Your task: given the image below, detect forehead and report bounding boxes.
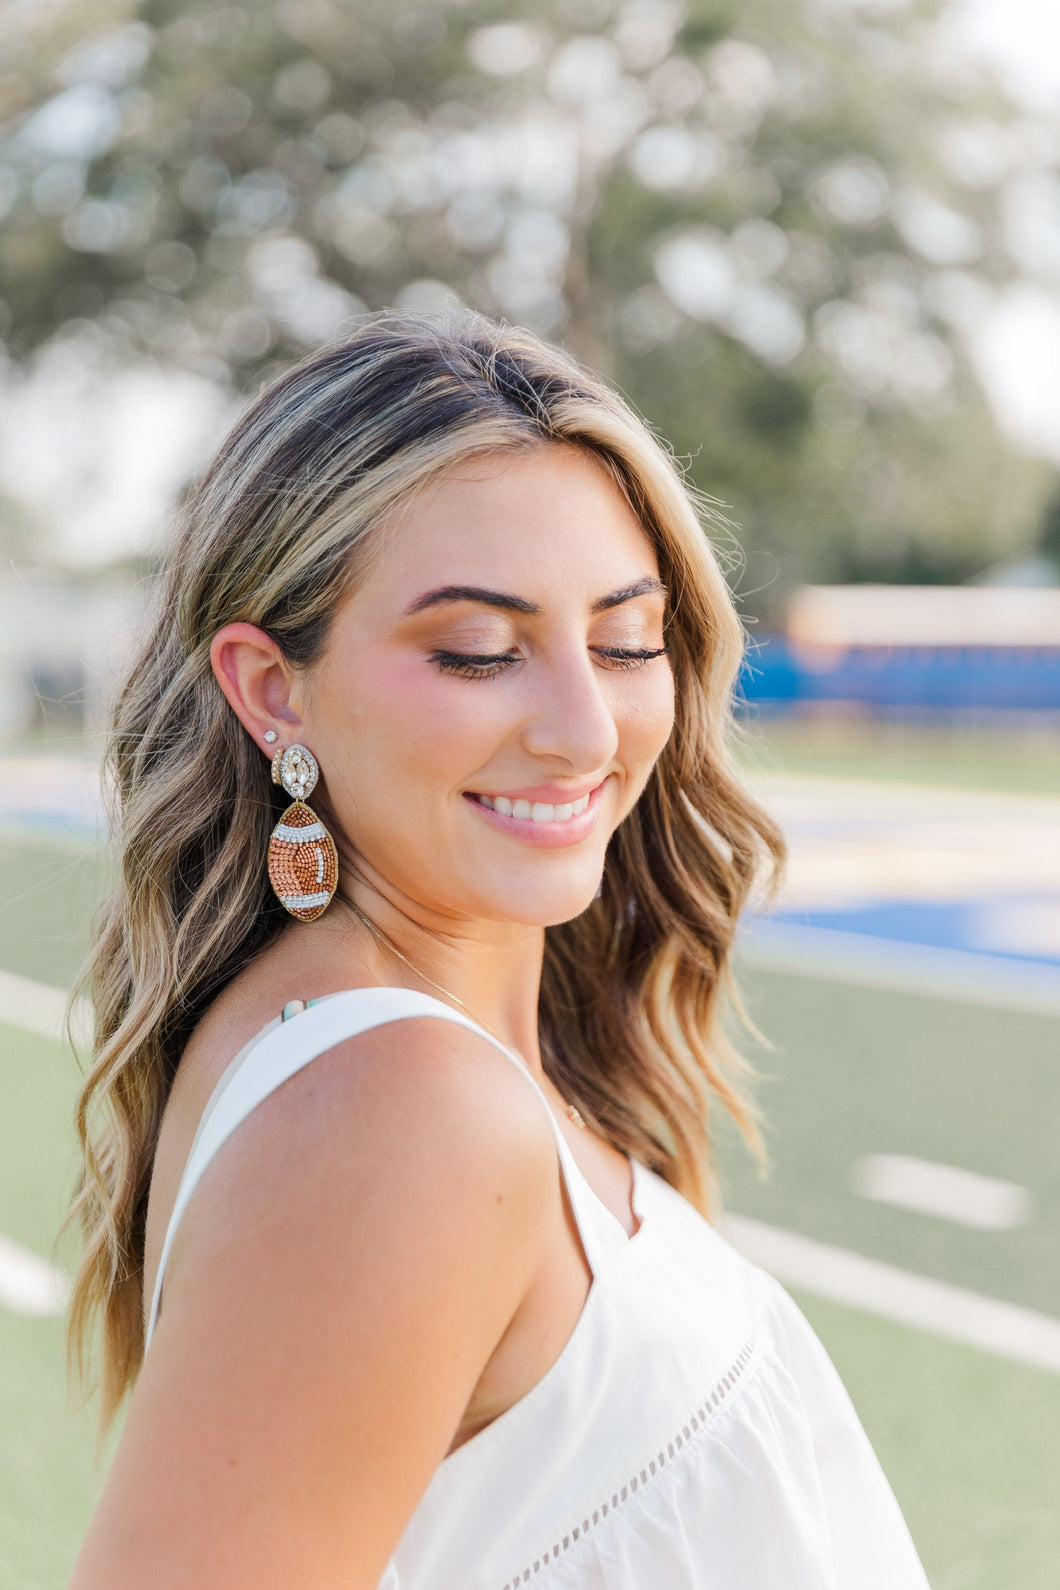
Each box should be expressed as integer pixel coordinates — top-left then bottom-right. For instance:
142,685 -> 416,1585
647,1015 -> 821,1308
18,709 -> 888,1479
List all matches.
366,445 -> 660,602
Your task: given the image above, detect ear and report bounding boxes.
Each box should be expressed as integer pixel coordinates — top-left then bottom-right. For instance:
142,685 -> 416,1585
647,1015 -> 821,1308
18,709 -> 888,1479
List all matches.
210,623 -> 303,754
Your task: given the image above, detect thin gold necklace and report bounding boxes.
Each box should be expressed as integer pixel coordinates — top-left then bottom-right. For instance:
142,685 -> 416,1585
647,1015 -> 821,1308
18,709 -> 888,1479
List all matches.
342,896 -> 587,1130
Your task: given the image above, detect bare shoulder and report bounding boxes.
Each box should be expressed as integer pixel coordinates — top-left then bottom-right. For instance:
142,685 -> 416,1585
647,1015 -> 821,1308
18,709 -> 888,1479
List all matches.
167,1009 -> 562,1316
241,1010 -> 556,1198
73,1015 -> 559,1589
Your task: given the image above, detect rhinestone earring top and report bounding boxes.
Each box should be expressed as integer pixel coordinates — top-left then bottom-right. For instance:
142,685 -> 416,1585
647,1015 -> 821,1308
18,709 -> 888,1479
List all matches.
267,744 -> 338,922
272,743 -> 319,800
263,729 -> 277,744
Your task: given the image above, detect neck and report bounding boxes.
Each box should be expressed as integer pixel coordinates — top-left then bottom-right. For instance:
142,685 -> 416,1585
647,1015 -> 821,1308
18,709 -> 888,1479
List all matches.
326,883 -> 548,1071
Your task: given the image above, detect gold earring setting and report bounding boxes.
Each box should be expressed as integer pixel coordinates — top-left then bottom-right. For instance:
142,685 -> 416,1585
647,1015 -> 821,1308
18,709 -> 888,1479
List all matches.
267,744 -> 338,921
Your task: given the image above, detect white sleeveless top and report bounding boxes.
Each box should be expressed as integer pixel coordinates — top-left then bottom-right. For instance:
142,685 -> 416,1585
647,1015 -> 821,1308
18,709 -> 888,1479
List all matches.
146,988 -> 930,1590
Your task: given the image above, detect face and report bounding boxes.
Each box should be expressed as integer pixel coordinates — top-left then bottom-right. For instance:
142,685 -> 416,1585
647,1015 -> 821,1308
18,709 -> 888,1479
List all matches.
298,444 -> 675,934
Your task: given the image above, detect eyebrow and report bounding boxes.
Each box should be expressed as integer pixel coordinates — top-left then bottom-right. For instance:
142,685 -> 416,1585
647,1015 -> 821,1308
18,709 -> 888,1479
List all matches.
592,577 -> 668,613
404,577 -> 667,618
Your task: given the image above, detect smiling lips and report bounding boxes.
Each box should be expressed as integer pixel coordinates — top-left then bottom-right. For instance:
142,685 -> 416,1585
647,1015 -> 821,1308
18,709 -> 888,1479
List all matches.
464,783 -> 603,844
472,792 -> 591,824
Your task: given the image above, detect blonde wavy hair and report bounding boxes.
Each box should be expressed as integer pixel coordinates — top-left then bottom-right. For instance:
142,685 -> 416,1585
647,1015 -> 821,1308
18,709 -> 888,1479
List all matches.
67,309 -> 785,1430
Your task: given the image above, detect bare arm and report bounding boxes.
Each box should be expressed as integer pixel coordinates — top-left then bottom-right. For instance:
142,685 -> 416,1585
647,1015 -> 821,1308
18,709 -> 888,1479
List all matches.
69,1019 -> 558,1590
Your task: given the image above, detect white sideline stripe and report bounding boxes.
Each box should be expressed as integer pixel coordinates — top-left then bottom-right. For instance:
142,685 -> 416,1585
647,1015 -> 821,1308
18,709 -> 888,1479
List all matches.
0,1233 -> 70,1317
0,820 -> 99,851
0,969 -> 71,1041
852,1153 -> 1032,1231
726,1214 -> 1060,1375
739,920 -> 1060,1016
0,970 -> 90,1046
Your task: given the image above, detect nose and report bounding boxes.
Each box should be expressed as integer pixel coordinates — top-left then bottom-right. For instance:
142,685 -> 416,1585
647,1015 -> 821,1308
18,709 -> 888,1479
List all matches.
519,647 -> 619,772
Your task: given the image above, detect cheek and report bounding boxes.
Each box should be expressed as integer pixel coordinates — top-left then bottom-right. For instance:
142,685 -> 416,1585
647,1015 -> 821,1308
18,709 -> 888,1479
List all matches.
315,656 -> 499,783
619,667 -> 676,762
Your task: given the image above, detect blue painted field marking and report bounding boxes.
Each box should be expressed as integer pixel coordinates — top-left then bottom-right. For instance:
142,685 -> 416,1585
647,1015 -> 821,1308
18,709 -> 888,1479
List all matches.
739,919 -> 1060,1015
766,897 -> 1060,971
739,771 -> 1060,1003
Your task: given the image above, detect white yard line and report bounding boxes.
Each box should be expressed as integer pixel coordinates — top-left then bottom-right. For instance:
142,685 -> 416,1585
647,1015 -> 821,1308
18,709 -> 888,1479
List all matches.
851,1154 -> 1032,1231
0,821 -> 98,853
739,920 -> 1060,1016
0,972 -> 80,1318
727,1214 -> 1060,1375
0,969 -> 72,1042
0,1233 -> 69,1317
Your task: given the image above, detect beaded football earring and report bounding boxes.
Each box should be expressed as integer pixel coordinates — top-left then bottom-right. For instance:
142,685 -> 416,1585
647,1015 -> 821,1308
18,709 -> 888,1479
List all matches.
267,743 -> 338,921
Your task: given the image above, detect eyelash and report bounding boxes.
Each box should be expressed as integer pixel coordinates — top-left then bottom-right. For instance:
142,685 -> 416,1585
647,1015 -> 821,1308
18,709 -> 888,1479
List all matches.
430,647 -> 668,680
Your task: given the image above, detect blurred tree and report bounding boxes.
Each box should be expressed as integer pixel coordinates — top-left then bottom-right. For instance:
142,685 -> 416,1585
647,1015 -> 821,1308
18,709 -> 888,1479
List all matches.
1035,481 -> 1060,572
0,0 -> 1054,604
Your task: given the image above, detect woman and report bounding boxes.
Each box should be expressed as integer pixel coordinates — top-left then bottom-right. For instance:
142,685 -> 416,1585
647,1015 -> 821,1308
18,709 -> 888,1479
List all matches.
67,311 -> 929,1588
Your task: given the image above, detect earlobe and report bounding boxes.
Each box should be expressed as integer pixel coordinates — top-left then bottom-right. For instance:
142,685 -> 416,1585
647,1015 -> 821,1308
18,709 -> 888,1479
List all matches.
209,622 -> 303,748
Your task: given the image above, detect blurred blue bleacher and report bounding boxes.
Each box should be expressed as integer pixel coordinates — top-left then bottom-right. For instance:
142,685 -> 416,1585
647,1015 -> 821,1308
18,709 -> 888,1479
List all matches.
740,584 -> 1060,714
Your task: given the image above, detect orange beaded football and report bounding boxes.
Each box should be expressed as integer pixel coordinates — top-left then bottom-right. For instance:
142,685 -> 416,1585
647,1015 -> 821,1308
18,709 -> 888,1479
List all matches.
267,800 -> 338,921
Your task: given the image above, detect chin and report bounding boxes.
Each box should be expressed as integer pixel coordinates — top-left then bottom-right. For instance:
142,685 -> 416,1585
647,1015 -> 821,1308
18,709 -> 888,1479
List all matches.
545,884 -> 605,927
475,877 -> 603,930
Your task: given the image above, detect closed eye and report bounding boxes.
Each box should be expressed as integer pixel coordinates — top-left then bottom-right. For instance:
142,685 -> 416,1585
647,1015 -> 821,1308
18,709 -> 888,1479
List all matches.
431,649 -> 519,679
431,646 -> 667,680
592,646 -> 668,669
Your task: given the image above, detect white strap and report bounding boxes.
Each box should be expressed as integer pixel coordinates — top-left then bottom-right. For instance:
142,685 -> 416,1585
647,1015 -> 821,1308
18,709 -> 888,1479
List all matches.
145,988 -> 626,1348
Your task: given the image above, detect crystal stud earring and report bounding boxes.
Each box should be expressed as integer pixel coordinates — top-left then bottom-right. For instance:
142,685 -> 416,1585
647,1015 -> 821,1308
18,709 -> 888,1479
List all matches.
263,729 -> 278,743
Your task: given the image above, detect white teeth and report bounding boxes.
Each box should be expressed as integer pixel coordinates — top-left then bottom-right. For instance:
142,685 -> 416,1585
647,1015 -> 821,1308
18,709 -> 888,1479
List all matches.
479,791 -> 594,822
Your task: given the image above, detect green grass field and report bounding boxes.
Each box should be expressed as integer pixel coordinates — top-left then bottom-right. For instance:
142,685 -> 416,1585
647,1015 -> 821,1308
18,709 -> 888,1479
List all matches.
2,724 -> 1058,1586
735,711 -> 1060,795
